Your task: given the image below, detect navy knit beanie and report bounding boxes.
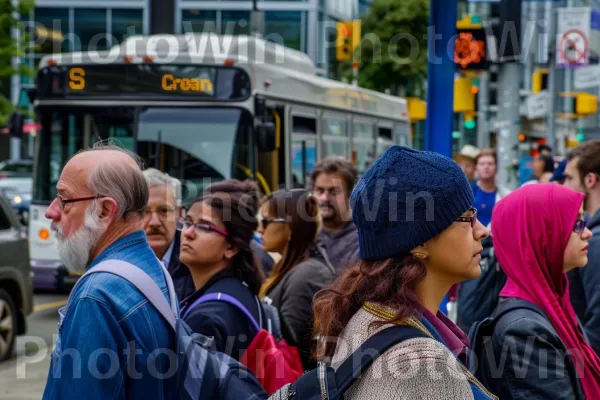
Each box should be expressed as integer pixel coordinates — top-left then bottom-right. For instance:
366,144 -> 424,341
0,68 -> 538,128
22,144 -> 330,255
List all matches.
351,146 -> 474,260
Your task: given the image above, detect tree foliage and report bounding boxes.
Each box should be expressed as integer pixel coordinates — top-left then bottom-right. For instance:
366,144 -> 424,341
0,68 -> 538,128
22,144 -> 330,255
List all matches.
349,0 -> 429,97
0,0 -> 36,126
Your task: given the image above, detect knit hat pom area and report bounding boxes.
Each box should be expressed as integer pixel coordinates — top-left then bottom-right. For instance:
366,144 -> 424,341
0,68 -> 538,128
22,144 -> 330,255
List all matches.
350,146 -> 475,260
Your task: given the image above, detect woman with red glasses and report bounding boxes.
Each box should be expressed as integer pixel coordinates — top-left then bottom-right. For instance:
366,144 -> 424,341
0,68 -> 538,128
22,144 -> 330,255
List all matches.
473,183 -> 600,399
178,179 -> 265,362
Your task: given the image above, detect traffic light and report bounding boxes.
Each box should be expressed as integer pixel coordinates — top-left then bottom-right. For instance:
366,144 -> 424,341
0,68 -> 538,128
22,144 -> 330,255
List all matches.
336,21 -> 360,61
8,112 -> 24,139
454,78 -> 475,112
576,93 -> 598,116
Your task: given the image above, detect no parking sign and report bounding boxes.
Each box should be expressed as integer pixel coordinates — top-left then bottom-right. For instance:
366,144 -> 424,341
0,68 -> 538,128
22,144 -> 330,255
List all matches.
557,8 -> 592,67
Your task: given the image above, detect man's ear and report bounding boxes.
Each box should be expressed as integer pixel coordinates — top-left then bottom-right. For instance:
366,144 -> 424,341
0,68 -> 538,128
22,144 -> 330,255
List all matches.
98,198 -> 119,223
585,172 -> 599,190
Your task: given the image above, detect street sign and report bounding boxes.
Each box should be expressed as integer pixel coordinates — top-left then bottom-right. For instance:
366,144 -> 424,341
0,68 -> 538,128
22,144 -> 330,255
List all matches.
526,91 -> 550,120
574,64 -> 600,89
557,8 -> 591,67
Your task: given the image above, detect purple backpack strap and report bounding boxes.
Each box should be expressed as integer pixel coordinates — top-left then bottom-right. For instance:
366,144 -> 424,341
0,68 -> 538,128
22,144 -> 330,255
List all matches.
182,292 -> 260,332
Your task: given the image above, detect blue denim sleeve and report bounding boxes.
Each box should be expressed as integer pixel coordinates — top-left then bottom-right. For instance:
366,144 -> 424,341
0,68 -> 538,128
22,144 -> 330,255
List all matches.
42,297 -> 126,400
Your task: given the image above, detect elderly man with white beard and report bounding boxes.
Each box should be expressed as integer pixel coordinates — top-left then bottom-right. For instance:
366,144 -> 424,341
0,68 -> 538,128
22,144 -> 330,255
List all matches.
42,143 -> 175,400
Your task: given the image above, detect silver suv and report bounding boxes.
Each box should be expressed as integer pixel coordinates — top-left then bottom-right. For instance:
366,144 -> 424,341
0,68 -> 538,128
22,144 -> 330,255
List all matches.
0,192 -> 33,361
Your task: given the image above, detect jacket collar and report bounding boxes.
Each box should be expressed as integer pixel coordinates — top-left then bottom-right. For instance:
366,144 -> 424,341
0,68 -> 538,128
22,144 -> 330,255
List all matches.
180,267 -> 237,306
87,230 -> 148,269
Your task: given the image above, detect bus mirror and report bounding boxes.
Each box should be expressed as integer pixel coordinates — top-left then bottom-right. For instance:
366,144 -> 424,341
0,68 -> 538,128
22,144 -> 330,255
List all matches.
255,96 -> 267,117
257,122 -> 276,152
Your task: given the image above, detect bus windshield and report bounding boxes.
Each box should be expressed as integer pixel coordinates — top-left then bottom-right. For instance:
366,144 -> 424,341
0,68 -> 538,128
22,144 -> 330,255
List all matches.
34,106 -> 254,205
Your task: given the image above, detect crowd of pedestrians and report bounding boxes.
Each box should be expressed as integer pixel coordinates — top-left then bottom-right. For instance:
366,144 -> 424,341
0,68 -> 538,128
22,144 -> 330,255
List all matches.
41,139 -> 600,399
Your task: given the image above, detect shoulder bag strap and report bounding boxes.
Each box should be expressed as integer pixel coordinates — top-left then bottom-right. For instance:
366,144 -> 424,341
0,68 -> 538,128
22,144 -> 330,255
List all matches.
182,292 -> 260,332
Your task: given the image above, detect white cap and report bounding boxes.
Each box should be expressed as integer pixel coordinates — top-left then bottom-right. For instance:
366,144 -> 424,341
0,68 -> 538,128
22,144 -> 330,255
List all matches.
455,145 -> 481,161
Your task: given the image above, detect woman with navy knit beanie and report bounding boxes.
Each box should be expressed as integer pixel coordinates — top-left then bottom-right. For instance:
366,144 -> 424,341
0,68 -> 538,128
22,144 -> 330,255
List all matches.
313,146 -> 495,399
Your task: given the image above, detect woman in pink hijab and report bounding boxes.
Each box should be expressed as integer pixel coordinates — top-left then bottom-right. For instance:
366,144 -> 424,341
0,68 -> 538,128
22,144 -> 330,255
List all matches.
482,183 -> 600,399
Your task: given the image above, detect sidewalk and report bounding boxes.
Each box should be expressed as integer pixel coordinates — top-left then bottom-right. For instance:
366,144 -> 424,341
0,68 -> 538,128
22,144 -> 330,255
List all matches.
0,348 -> 51,400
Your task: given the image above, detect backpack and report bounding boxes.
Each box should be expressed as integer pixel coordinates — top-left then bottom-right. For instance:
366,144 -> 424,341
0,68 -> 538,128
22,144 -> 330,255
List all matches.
74,260 -> 268,400
456,235 -> 507,333
266,324 -> 428,400
182,292 -> 304,394
467,299 -> 544,390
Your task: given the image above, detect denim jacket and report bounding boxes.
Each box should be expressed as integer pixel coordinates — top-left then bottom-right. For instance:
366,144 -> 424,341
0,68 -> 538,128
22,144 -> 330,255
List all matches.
43,231 -> 176,400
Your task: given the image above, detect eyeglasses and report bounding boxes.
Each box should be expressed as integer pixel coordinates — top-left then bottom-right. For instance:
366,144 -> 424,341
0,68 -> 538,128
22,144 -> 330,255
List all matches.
177,218 -> 228,237
259,217 -> 286,230
56,194 -> 106,211
456,207 -> 478,228
574,219 -> 587,234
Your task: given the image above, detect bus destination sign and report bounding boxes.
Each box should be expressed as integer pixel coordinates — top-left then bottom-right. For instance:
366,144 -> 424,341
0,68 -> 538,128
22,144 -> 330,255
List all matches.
38,64 -> 251,101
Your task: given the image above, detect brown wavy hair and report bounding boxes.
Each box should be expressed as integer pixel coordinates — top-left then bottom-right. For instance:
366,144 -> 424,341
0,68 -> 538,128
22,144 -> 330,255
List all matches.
313,254 -> 427,360
259,189 -> 321,299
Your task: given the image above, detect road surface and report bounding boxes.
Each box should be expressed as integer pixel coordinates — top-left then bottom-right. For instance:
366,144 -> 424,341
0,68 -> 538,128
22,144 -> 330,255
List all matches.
0,292 -> 67,400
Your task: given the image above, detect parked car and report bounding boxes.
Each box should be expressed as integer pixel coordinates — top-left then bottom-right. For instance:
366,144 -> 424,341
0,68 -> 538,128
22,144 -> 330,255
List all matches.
0,192 -> 33,361
0,177 -> 32,226
0,159 -> 33,179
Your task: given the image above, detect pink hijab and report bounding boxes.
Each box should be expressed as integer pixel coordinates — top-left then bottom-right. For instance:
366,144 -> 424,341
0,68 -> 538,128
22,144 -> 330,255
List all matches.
491,183 -> 600,396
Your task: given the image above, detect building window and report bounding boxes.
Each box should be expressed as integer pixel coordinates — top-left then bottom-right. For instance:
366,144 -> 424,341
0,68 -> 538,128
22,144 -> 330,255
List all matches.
221,11 -> 250,35
112,9 -> 144,45
264,11 -> 303,51
181,10 -> 218,33
34,7 -> 69,55
73,9 -> 109,51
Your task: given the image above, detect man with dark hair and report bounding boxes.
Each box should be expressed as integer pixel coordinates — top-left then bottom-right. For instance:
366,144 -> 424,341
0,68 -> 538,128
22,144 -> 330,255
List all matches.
472,149 -> 510,228
564,140 -> 600,355
43,143 -> 175,399
311,156 -> 359,272
538,144 -> 552,157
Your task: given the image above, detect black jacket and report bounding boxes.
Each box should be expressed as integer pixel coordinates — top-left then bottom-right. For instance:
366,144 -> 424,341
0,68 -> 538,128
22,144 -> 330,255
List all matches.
264,245 -> 335,369
165,232 -> 195,301
318,221 -> 359,273
180,268 -> 263,362
569,209 -> 600,356
482,298 -> 585,400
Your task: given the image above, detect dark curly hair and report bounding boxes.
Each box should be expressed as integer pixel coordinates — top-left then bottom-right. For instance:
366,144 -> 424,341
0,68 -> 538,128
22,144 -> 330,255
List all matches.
189,179 -> 265,295
313,254 -> 427,360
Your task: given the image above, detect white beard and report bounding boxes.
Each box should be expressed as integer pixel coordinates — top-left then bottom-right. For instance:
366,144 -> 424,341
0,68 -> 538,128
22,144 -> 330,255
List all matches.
51,202 -> 107,275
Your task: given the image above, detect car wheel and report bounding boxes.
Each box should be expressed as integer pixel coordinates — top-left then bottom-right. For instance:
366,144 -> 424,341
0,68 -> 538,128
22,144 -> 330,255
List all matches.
0,289 -> 17,361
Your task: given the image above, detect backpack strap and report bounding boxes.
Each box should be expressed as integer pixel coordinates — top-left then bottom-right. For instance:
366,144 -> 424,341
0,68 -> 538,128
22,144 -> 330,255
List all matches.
335,324 -> 429,395
73,260 -> 177,331
182,292 -> 260,332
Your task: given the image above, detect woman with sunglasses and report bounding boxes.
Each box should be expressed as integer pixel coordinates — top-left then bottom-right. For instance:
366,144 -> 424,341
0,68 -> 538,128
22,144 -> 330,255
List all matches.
258,189 -> 335,369
312,146 -> 495,399
178,179 -> 265,361
476,183 -> 600,399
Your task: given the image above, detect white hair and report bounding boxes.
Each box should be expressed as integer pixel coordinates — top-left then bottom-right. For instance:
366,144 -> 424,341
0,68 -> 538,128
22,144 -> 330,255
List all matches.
142,168 -> 182,206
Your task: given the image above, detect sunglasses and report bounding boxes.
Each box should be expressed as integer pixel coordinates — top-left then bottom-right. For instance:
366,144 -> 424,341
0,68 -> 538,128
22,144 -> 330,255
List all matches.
260,217 -> 286,230
456,207 -> 478,228
176,218 -> 228,237
574,219 -> 587,234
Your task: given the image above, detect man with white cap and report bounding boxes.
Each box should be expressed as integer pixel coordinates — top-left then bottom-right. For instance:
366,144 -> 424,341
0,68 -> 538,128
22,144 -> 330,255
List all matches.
454,144 -> 480,184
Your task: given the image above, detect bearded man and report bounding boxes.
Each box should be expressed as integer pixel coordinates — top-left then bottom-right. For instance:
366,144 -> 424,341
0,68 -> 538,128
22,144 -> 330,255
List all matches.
42,143 -> 175,399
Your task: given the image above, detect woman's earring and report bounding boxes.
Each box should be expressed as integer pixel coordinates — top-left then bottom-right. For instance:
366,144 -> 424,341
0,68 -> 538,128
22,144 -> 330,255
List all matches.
413,252 -> 428,260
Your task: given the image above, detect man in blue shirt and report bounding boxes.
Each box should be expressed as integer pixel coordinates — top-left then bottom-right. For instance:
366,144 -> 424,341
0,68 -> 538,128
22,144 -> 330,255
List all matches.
43,143 -> 175,399
472,149 -> 511,227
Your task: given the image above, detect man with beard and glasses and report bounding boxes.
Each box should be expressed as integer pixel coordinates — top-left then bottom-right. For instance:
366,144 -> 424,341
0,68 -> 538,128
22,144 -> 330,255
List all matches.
42,143 -> 175,400
142,168 -> 194,300
564,139 -> 600,356
311,157 -> 359,272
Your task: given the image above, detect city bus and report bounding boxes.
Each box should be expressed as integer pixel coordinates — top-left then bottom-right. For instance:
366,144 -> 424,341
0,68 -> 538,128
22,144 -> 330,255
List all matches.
26,33 -> 411,290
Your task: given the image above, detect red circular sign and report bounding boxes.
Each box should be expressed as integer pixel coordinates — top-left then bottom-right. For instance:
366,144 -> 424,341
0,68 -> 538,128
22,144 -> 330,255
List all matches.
559,29 -> 589,64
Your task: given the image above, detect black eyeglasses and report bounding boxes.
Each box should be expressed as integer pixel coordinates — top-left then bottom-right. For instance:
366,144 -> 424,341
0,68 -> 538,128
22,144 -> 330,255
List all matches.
456,207 -> 478,228
260,217 -> 286,230
56,194 -> 106,210
177,218 -> 228,237
574,219 -> 587,234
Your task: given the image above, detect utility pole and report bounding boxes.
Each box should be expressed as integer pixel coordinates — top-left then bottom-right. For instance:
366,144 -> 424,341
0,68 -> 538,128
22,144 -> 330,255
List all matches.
475,2 -> 491,149
10,0 -> 21,161
546,0 -> 557,153
496,0 -> 522,190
